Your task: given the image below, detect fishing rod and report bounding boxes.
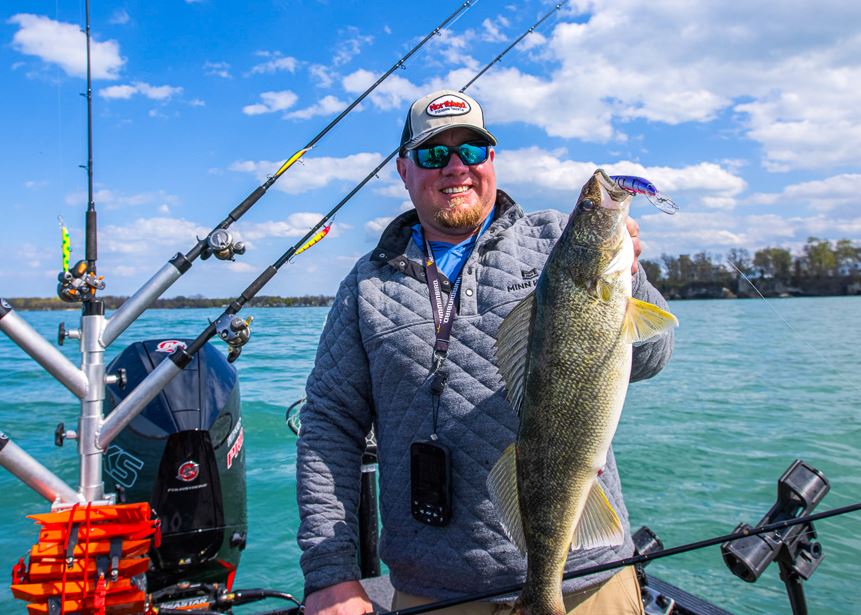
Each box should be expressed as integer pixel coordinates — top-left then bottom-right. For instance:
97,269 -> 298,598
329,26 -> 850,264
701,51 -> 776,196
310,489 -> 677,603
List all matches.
84,0 -> 97,275
98,1 -> 476,347
384,501 -> 861,615
95,1 -> 569,452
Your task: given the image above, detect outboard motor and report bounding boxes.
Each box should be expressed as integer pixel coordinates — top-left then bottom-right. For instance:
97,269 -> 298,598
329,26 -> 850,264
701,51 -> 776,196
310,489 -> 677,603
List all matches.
103,339 -> 247,591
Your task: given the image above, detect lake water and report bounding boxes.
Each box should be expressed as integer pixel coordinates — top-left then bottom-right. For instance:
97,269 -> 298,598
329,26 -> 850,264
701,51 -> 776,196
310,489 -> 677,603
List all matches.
0,297 -> 859,614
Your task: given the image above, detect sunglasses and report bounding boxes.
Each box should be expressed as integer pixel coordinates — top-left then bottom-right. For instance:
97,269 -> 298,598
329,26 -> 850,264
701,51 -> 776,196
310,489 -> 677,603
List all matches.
407,142 -> 490,169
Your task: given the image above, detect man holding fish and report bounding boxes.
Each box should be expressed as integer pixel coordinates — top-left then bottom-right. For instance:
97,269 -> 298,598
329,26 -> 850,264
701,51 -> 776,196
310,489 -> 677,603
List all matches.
297,89 -> 677,615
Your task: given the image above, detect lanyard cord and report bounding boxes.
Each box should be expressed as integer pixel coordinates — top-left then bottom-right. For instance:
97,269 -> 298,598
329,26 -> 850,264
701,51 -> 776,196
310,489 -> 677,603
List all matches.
423,237 -> 468,438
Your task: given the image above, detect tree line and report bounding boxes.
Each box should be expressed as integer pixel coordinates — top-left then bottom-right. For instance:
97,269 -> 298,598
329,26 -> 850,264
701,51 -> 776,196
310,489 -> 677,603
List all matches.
640,237 -> 861,298
7,295 -> 335,311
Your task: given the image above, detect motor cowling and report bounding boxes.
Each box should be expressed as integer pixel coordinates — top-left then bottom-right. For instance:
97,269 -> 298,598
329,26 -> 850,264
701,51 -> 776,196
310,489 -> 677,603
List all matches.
103,340 -> 247,591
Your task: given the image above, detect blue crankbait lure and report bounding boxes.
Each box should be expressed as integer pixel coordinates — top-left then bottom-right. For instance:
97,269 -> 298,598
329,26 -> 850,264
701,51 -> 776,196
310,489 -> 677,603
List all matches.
609,175 -> 678,214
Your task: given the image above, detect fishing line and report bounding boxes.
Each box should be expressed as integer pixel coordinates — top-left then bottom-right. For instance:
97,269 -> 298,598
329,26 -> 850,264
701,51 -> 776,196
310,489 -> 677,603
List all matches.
383,501 -> 861,615
727,260 -> 838,373
182,1 -> 478,266
169,1 -> 571,365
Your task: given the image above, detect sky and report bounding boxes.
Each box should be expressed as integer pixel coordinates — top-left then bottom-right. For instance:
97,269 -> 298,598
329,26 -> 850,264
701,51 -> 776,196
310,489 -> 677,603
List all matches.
2,0 -> 860,298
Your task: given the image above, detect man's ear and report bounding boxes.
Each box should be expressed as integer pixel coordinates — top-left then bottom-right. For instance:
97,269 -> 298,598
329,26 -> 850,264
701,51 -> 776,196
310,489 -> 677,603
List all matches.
396,157 -> 409,186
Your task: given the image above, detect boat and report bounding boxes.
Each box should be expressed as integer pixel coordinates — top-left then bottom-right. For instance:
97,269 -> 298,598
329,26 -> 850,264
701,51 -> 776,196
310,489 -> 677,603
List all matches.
1,2 -> 858,614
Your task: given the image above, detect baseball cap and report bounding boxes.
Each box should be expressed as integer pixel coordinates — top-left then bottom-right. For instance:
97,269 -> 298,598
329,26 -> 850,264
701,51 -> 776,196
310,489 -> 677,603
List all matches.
399,89 -> 497,154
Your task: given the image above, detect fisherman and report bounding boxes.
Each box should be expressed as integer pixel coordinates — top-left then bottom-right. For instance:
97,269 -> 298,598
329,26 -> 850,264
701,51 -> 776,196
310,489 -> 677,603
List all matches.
296,89 -> 674,615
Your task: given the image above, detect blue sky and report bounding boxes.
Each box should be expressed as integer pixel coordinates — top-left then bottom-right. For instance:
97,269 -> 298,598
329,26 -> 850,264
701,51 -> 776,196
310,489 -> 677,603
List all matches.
3,0 -> 860,298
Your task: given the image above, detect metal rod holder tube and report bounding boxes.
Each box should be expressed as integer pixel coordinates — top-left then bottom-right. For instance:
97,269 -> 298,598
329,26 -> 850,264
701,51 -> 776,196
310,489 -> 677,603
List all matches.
101,260 -> 184,347
0,432 -> 81,505
97,357 -> 183,449
0,309 -> 88,399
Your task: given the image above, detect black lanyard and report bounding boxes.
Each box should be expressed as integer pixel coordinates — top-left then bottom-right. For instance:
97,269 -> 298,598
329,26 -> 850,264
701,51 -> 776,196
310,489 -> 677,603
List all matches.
422,237 -> 466,438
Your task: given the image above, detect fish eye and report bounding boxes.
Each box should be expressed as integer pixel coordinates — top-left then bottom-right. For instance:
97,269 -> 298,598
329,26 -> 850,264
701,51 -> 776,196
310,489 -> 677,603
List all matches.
578,199 -> 595,211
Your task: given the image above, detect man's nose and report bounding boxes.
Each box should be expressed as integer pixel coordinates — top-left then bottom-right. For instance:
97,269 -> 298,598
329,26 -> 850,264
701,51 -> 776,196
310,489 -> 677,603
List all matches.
442,149 -> 468,173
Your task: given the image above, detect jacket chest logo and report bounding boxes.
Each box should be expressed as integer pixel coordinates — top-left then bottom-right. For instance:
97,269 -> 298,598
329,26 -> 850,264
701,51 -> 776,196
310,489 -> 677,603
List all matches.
507,268 -> 541,292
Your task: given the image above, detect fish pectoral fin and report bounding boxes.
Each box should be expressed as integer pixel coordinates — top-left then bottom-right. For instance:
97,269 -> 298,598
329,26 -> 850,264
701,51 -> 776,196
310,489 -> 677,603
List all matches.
596,278 -> 613,302
571,479 -> 625,551
494,292 -> 535,417
486,444 -> 527,553
622,297 -> 679,344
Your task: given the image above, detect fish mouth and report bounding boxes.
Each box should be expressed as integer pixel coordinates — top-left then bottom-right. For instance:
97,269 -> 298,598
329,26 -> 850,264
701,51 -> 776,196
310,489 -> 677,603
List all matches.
593,169 -> 630,211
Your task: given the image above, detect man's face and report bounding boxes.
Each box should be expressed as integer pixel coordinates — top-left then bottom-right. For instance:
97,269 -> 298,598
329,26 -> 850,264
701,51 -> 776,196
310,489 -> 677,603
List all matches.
396,127 -> 497,242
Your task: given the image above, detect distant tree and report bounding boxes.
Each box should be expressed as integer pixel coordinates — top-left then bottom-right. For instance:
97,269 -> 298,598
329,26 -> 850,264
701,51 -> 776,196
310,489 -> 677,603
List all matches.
640,259 -> 662,283
753,247 -> 792,279
678,254 -> 696,282
661,254 -> 681,284
726,248 -> 752,275
803,237 -> 837,276
692,252 -> 718,282
834,239 -> 860,271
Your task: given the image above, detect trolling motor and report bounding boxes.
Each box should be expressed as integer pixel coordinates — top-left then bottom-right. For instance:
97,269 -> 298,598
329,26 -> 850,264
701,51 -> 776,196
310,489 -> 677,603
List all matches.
721,459 -> 829,615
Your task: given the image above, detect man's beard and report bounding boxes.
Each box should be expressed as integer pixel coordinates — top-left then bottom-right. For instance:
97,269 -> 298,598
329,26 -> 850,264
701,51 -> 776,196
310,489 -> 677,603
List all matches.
434,197 -> 485,231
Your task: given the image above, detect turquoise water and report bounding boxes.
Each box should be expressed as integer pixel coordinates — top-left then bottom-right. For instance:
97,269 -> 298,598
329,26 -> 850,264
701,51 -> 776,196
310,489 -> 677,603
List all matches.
0,298 -> 859,613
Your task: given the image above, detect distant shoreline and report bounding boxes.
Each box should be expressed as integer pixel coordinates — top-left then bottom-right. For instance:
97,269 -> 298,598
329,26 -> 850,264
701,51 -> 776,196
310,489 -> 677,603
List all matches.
653,275 -> 861,300
4,295 -> 335,311
6,277 -> 860,311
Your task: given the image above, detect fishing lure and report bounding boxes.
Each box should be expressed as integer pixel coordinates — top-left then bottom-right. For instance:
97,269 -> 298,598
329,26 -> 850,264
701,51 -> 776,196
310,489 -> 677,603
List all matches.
609,175 -> 679,214
58,216 -> 70,272
294,224 -> 332,256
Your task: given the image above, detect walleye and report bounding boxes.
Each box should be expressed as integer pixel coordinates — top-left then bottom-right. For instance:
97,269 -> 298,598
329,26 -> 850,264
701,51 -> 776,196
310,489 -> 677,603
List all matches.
488,169 -> 678,615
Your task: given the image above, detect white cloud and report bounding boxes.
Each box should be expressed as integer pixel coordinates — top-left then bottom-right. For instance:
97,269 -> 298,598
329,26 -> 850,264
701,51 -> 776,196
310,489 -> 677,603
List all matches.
481,18 -> 508,43
309,64 -> 335,88
342,69 -> 423,110
250,51 -> 298,75
238,213 -> 329,241
9,14 -> 124,79
365,216 -> 394,240
229,152 -> 386,194
474,2 -> 861,170
285,95 -> 348,120
747,174 -> 861,213
109,10 -> 130,25
494,148 -> 746,208
99,81 -> 182,101
242,90 -> 298,115
99,217 -> 208,254
333,28 -> 374,66
65,188 -> 180,211
204,61 -> 231,78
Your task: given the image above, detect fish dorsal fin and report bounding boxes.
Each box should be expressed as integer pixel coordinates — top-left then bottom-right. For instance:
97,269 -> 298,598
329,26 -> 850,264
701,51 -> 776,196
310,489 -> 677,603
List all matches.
622,297 -> 679,344
571,479 -> 625,551
486,444 -> 527,553
495,292 -> 535,416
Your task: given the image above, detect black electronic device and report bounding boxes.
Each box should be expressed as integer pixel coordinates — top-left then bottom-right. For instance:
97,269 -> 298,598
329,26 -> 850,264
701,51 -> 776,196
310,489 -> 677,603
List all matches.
410,440 -> 452,526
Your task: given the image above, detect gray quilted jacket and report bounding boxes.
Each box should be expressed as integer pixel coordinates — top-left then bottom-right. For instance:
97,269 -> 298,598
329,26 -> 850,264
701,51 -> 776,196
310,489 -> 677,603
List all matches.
296,190 -> 674,600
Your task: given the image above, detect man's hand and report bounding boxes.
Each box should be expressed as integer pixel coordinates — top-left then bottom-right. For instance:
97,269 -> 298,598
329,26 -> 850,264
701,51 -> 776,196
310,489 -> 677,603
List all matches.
627,216 -> 641,275
303,580 -> 373,615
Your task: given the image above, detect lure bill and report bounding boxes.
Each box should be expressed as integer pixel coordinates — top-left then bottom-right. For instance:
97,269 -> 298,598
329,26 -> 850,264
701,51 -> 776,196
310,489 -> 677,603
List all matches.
609,175 -> 678,214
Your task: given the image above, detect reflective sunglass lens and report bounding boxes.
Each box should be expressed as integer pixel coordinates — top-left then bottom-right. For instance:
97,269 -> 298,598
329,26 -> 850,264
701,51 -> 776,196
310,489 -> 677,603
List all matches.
413,142 -> 489,169
458,143 -> 488,165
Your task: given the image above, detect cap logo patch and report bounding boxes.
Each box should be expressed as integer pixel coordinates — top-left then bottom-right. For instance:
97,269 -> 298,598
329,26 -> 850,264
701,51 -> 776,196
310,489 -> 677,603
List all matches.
426,94 -> 471,117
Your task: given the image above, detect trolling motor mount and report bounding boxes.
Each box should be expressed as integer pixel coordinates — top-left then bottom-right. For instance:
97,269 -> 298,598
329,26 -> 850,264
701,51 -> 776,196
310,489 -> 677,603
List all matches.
202,229 -> 246,261
721,459 -> 829,615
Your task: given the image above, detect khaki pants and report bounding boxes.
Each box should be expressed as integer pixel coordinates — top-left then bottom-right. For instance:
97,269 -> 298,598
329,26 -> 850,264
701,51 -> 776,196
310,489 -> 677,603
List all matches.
390,566 -> 645,614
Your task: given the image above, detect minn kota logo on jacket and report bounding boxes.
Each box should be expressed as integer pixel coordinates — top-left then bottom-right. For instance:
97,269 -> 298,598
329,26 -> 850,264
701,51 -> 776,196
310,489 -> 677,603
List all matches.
508,268 -> 541,292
